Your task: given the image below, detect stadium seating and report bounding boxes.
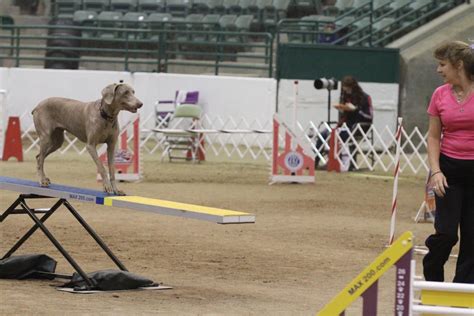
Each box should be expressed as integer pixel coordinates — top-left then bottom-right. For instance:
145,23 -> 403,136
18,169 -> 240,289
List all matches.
83,0 -> 110,12
138,0 -> 166,13
73,10 -> 98,37
97,11 -> 123,38
45,0 -> 462,51
222,0 -> 241,14
110,0 -> 138,12
122,12 -> 148,38
56,0 -> 83,18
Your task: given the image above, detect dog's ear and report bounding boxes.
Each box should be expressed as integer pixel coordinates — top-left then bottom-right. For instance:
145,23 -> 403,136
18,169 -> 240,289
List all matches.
101,84 -> 119,104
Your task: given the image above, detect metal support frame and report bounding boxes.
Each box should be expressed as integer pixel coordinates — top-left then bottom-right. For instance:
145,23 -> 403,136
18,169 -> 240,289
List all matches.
0,194 -> 128,290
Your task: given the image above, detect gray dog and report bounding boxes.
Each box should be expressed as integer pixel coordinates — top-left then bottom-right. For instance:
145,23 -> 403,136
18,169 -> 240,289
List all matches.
32,83 -> 143,195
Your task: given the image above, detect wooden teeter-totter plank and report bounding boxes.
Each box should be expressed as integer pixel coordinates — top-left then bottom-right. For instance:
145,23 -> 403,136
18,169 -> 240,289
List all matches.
0,176 -> 255,224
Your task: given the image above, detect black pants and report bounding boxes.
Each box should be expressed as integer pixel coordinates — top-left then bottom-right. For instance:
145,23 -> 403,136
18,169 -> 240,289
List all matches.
423,154 -> 474,283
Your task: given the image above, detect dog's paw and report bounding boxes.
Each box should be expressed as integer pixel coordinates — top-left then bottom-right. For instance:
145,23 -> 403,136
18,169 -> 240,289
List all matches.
115,189 -> 126,196
40,178 -> 51,187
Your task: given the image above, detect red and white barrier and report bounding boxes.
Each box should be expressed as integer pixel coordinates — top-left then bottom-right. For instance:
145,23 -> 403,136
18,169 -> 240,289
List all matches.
2,116 -> 23,162
98,117 -> 141,182
270,114 -> 314,184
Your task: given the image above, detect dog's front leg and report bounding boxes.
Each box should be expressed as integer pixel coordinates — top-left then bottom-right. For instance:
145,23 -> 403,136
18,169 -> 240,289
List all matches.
86,143 -> 114,194
107,141 -> 125,196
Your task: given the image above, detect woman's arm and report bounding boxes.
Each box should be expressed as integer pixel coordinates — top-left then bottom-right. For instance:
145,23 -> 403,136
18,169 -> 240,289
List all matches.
427,115 -> 442,171
427,115 -> 448,196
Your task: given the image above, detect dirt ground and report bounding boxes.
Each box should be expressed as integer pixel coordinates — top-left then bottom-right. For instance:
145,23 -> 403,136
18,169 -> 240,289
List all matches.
0,153 -> 456,315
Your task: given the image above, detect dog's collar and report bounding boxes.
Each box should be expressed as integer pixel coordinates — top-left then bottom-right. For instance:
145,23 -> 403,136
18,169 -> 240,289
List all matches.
100,107 -> 115,123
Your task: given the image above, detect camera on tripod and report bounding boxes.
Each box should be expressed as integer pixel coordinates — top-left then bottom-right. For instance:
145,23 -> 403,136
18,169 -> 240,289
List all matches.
314,78 -> 338,90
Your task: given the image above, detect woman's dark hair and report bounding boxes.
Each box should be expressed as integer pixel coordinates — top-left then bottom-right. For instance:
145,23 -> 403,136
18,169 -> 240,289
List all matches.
340,75 -> 364,105
434,41 -> 474,80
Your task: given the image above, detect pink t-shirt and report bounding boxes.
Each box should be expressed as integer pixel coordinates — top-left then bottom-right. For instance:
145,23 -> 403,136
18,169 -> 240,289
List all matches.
427,84 -> 474,159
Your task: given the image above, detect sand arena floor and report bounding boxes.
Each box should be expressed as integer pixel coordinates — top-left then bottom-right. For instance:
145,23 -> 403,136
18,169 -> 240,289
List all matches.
0,153 -> 456,315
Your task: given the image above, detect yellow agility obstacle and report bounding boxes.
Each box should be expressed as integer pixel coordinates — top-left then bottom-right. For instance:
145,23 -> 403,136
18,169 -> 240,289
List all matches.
0,176 -> 255,224
317,231 -> 474,315
0,176 -> 254,290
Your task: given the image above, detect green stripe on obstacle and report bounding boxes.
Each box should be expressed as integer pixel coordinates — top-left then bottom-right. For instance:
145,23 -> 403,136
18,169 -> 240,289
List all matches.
317,231 -> 413,315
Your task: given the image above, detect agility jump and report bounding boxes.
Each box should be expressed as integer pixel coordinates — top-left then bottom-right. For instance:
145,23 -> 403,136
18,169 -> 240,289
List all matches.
317,231 -> 474,315
0,176 -> 255,290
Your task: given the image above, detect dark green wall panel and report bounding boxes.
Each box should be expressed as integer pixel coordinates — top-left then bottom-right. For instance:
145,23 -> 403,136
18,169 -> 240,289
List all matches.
277,44 -> 400,83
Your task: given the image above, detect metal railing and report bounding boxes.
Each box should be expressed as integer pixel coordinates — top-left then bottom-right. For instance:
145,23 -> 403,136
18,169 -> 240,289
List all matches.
0,24 -> 274,76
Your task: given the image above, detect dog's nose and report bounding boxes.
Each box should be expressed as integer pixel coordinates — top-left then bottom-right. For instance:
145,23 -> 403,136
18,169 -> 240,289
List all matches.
137,102 -> 143,108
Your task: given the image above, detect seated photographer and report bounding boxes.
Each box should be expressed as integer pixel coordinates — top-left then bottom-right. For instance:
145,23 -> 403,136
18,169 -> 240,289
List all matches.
315,75 -> 373,169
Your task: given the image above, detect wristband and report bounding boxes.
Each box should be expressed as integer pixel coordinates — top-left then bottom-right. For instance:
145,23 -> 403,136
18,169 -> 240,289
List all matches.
430,171 -> 442,178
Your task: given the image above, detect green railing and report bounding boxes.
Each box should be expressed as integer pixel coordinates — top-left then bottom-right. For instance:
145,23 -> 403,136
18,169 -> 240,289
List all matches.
0,24 -> 274,77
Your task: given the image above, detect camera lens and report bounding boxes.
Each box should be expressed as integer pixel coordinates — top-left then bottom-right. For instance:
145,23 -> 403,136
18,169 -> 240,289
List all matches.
314,78 -> 338,90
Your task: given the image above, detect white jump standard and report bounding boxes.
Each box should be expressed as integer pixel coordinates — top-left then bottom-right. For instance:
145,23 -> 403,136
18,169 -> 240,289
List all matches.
0,176 -> 255,290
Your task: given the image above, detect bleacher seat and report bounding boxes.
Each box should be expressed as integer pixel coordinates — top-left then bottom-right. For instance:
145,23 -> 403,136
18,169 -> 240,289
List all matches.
73,10 -> 98,25
97,11 -> 123,38
222,0 -> 240,14
110,0 -> 138,13
73,10 -> 98,37
219,14 -> 238,30
83,0 -> 110,12
56,0 -> 83,18
176,13 -> 204,42
235,14 -> 253,30
147,12 -> 173,40
185,13 -> 205,24
294,0 -> 321,16
263,0 -> 290,30
122,12 -> 148,39
385,0 -> 408,19
333,0 -> 353,15
372,18 -> 395,32
410,0 -> 433,12
166,0 -> 193,17
192,0 -> 209,13
373,0 -> 392,16
147,12 -> 173,26
207,0 -> 226,13
238,0 -> 257,15
187,13 -> 217,43
350,15 -> 370,44
138,0 -> 166,13
193,0 -> 224,14
404,0 -> 434,28
351,0 -> 371,16
228,14 -> 253,44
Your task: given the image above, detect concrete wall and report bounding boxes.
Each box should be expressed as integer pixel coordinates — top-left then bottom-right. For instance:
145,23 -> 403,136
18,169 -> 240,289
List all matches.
0,68 -> 277,129
389,2 -> 474,133
0,67 -> 398,134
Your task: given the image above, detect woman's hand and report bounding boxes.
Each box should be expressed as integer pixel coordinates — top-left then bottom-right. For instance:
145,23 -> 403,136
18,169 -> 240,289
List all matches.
430,172 -> 448,197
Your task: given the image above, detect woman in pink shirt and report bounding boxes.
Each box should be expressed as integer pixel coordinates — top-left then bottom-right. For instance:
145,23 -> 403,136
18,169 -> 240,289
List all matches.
423,41 -> 474,284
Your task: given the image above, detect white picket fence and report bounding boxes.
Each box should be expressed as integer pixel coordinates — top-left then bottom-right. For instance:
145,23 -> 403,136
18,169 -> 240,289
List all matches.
16,111 -> 429,174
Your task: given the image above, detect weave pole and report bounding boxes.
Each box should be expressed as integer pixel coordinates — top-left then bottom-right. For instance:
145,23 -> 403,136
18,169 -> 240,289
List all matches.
389,117 -> 403,245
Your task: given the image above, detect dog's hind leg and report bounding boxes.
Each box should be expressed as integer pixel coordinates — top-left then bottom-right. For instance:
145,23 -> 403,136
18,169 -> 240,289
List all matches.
36,129 -> 64,187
